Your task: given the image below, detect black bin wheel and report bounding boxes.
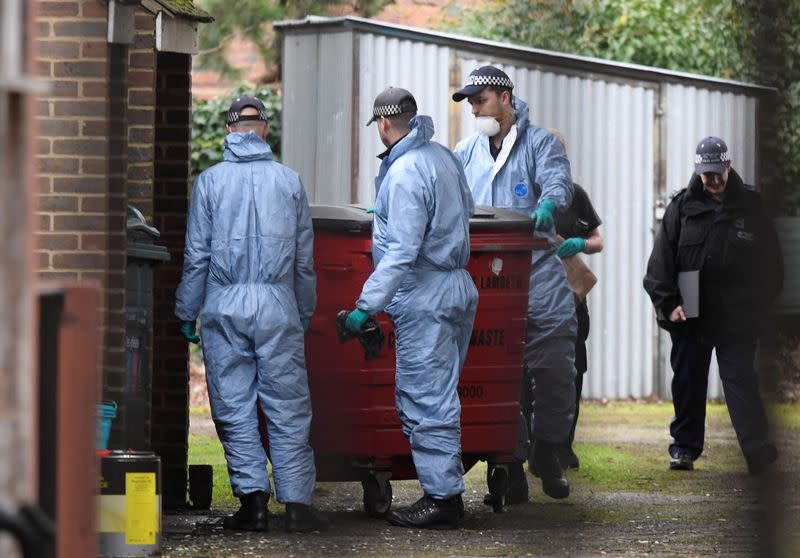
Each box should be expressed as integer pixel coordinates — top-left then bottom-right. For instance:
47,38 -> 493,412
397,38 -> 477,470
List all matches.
362,475 -> 392,518
487,465 -> 508,514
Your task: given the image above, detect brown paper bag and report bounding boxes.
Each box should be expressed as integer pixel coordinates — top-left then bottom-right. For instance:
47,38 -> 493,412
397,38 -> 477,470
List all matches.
555,235 -> 597,303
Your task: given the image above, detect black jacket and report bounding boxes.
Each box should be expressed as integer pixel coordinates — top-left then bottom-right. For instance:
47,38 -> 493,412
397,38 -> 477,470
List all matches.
643,169 -> 783,342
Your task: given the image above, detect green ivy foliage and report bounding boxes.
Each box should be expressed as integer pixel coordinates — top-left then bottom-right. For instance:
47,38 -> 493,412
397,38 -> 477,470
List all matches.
191,83 -> 282,178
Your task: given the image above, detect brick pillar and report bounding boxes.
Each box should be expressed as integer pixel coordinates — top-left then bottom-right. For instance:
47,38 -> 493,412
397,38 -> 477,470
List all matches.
152,51 -> 193,509
35,0 -> 128,414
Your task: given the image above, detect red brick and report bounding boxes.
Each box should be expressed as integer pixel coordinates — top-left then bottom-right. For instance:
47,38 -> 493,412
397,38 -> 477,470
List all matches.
54,100 -> 105,117
53,214 -> 106,232
53,138 -> 107,156
82,158 -> 107,174
37,22 -> 51,37
130,52 -> 155,68
129,127 -> 154,143
38,214 -> 52,231
38,195 -> 78,212
37,233 -> 79,251
79,196 -> 106,213
36,40 -> 80,59
81,1 -> 107,17
36,100 -> 51,117
81,120 -> 107,137
135,14 -> 154,30
37,60 -> 52,77
36,251 -> 51,269
81,233 -> 107,250
81,40 -> 107,59
53,176 -> 106,194
53,252 -> 106,269
129,165 -> 153,180
129,70 -> 154,87
129,146 -> 152,163
38,176 -> 52,194
53,60 -> 106,78
39,270 -> 79,281
53,21 -> 106,38
37,157 -> 79,174
39,2 -> 80,17
129,109 -> 154,125
81,81 -> 107,97
36,139 -> 51,155
129,90 -> 155,106
49,81 -> 79,97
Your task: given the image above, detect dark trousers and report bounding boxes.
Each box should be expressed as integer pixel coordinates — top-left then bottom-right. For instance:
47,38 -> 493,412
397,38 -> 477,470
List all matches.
669,334 -> 770,461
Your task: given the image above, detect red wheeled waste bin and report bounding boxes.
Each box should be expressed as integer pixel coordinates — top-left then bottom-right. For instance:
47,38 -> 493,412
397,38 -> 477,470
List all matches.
258,204 -> 544,516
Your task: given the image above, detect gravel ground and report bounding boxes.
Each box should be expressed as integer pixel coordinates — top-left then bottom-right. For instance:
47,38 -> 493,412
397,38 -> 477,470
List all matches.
167,406 -> 799,557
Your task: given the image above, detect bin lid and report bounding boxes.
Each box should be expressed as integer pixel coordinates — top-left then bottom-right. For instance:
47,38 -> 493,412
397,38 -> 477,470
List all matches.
470,206 -> 534,230
311,204 -> 373,232
310,204 -> 533,232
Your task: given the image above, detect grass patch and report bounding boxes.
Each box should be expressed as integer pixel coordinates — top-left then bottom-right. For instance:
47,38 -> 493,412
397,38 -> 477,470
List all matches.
771,402 -> 800,431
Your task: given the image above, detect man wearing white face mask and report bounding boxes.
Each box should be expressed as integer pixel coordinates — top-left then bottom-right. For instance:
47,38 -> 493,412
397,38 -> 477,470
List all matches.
453,66 -> 577,505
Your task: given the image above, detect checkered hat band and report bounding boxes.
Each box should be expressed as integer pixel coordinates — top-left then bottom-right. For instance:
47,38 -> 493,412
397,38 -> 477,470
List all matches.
464,74 -> 514,89
229,110 -> 268,122
373,104 -> 403,118
695,151 -> 730,164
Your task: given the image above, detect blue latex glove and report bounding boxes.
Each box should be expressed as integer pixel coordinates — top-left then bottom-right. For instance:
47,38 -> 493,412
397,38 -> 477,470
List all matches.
345,308 -> 369,332
302,318 -> 310,332
366,206 -> 375,214
180,320 -> 200,344
557,237 -> 586,258
530,199 -> 556,231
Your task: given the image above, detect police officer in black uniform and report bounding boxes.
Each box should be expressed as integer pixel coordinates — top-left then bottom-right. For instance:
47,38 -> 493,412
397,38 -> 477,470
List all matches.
552,182 -> 603,468
643,136 -> 782,475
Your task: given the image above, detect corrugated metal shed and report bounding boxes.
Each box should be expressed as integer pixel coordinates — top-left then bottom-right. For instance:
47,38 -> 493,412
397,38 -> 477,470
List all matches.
275,16 -> 775,399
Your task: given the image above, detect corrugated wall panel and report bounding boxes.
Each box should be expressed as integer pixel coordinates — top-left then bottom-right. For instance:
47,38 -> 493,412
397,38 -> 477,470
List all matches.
313,31 -> 354,204
356,33 -> 451,204
282,32 -> 320,199
661,84 -> 759,399
458,58 -> 655,399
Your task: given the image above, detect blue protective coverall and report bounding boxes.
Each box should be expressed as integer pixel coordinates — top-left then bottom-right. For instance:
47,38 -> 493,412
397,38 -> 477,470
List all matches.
455,99 -> 577,446
175,132 -> 317,504
356,115 -> 479,499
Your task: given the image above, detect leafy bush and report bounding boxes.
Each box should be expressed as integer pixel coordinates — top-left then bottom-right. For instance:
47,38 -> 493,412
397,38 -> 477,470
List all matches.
191,83 -> 282,178
447,0 -> 800,214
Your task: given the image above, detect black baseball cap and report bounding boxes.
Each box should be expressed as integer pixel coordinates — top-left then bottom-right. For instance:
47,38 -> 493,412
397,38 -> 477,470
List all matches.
452,65 -> 514,102
227,95 -> 268,124
695,136 -> 731,175
366,87 -> 417,126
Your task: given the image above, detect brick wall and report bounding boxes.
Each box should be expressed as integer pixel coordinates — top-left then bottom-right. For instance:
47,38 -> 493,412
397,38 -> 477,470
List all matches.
35,0 -> 130,411
152,51 -> 193,508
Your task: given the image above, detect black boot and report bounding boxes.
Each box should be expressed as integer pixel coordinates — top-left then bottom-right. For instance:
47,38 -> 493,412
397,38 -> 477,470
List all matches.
222,491 -> 269,532
285,503 -> 330,533
505,461 -> 529,505
532,440 -> 570,499
386,494 -> 461,530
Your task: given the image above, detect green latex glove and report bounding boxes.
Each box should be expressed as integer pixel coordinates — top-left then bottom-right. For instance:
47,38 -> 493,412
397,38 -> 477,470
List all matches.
366,206 -> 375,214
180,320 -> 200,344
345,308 -> 369,332
557,237 -> 586,258
530,199 -> 556,231
302,318 -> 310,332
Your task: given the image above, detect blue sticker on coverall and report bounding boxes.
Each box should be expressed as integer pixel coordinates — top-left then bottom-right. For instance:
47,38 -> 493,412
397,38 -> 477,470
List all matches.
514,182 -> 528,197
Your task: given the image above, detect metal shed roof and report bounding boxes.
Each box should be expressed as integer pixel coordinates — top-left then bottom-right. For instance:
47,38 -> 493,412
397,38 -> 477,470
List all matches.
275,16 -> 774,96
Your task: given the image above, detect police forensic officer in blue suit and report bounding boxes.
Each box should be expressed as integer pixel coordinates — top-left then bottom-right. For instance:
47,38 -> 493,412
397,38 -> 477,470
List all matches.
176,95 -> 329,533
344,87 -> 479,529
453,66 -> 577,502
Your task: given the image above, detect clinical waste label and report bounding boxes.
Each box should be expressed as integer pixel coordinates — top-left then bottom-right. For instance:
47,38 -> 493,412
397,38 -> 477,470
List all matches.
125,472 -> 156,545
